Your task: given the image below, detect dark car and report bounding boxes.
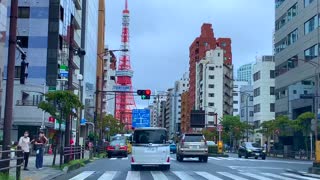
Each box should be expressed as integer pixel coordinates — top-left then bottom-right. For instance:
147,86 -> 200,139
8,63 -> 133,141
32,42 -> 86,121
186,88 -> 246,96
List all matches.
170,143 -> 177,153
238,142 -> 266,160
107,139 -> 128,158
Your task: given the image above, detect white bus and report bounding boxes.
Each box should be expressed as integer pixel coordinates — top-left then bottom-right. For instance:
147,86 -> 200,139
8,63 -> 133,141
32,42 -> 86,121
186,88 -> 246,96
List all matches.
130,127 -> 170,170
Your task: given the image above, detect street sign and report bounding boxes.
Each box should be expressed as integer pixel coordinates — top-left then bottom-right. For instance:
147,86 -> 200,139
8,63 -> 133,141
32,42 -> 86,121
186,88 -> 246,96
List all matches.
48,86 -> 56,92
132,109 -> 150,128
112,85 -> 131,92
217,125 -> 223,132
54,119 -> 66,131
80,118 -> 87,126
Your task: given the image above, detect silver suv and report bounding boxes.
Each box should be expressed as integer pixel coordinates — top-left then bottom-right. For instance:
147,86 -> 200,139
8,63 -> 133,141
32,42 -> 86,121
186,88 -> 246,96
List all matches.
176,133 -> 208,162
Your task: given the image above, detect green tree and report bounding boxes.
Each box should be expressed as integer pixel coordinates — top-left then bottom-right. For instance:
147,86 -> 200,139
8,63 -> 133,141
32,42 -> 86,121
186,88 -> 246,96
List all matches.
98,114 -> 126,140
202,129 -> 216,141
273,115 -> 292,137
257,120 -> 276,150
220,115 -> 247,148
38,90 -> 82,165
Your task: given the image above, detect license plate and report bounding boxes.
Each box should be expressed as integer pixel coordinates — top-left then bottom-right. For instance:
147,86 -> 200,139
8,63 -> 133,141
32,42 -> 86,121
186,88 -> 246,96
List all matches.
145,147 -> 156,153
192,146 -> 199,149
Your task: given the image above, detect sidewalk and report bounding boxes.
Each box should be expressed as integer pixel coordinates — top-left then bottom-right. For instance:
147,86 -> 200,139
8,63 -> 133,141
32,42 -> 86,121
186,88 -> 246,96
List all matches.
10,151 -> 90,180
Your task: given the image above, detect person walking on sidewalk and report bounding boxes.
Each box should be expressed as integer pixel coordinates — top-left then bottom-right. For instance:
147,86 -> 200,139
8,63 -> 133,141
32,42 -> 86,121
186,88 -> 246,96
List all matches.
18,131 -> 31,170
34,131 -> 48,169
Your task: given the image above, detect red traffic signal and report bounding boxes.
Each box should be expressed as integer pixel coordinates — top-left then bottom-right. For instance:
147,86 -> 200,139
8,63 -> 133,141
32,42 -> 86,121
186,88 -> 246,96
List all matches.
137,89 -> 151,96
145,89 -> 151,96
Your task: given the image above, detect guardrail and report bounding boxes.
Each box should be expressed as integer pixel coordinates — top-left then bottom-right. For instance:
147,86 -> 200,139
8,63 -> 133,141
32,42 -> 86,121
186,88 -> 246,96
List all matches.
268,150 -> 315,160
0,146 -> 24,180
63,146 -> 85,164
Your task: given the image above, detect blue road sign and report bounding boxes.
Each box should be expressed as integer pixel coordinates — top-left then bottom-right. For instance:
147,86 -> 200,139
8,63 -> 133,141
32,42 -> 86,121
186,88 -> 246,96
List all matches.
80,118 -> 87,126
132,109 -> 150,128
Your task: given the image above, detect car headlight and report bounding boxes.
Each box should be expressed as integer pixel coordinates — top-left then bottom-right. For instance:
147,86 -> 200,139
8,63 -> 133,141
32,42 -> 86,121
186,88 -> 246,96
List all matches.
262,150 -> 266,153
247,149 -> 252,152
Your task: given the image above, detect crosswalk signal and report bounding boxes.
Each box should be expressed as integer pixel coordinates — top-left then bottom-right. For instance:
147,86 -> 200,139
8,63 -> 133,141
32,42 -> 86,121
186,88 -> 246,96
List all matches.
137,89 -> 151,100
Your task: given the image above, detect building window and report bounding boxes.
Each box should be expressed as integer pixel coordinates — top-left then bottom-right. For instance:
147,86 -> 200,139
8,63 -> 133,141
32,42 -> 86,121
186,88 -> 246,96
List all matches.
17,36 -> 29,48
276,0 -> 285,8
304,44 -> 318,61
253,71 -> 260,81
60,6 -> 64,21
209,93 -> 214,97
287,3 -> 298,22
209,75 -> 214,79
254,104 -> 261,113
241,109 -> 245,117
287,29 -> 298,45
234,109 -> 238,112
270,87 -> 275,95
249,96 -> 253,101
249,111 -> 254,117
270,70 -> 275,78
305,0 -> 314,7
14,66 -> 21,78
209,67 -> 214,70
305,15 -> 318,34
293,90 -> 297,94
233,92 -> 238,96
254,87 -> 260,97
270,103 -> 275,112
233,101 -> 238,104
209,84 -> 214,88
18,7 -> 30,18
208,102 -> 214,107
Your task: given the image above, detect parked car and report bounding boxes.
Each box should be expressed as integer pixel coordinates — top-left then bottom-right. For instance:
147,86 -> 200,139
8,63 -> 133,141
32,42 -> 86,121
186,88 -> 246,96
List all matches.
176,133 -> 208,162
107,139 -> 128,158
238,142 -> 266,160
131,127 -> 170,170
170,143 -> 177,153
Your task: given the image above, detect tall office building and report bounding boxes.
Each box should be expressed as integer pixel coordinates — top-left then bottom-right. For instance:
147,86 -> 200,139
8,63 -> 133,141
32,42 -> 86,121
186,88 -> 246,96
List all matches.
237,63 -> 253,85
274,0 -> 320,120
233,81 -> 249,116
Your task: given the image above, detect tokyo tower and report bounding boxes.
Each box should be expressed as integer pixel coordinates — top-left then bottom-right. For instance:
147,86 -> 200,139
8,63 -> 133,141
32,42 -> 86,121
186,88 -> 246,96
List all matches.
115,0 -> 135,130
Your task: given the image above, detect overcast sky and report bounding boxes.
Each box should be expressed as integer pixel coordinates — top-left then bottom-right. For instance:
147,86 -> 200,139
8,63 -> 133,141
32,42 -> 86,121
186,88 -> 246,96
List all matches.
105,0 -> 275,108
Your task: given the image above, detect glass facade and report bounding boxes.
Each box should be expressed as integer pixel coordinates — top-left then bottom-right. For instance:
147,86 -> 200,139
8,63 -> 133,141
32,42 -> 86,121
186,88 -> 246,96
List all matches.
237,63 -> 253,85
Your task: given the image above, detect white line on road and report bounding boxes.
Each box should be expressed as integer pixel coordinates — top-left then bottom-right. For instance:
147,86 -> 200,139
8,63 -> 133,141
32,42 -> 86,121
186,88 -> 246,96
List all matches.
228,166 -> 283,170
209,157 -> 222,160
97,171 -> 117,180
151,171 -> 168,180
217,172 -> 249,180
240,172 -> 273,180
69,171 -> 95,180
172,171 -> 195,180
170,157 -> 176,161
126,171 -> 140,180
195,171 -> 223,180
122,157 -> 128,160
110,158 -> 117,160
282,173 -> 319,180
261,173 -> 296,180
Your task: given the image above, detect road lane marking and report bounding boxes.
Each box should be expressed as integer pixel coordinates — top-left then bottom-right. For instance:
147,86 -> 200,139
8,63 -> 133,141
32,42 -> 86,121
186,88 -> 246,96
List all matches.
262,173 -> 296,180
228,166 -> 283,170
209,157 -> 222,160
122,157 -> 128,160
172,171 -> 195,180
195,171 -> 223,180
151,171 -> 168,180
170,157 -> 176,161
110,158 -> 117,160
69,171 -> 95,180
217,172 -> 249,180
240,172 -> 273,180
282,173 -> 319,180
126,171 -> 140,180
97,171 -> 117,180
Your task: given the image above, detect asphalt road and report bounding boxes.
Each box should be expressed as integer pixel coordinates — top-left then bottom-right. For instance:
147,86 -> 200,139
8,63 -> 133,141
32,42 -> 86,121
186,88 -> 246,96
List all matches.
53,153 -> 320,180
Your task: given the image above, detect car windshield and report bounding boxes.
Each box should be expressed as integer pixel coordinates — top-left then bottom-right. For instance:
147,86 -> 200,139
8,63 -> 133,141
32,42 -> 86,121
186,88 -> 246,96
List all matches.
110,140 -> 126,146
184,135 -> 203,142
133,129 -> 167,144
246,142 -> 261,148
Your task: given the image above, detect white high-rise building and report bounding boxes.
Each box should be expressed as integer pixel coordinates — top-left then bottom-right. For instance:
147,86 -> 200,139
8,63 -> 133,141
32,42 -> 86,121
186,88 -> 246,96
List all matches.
195,48 -> 233,125
253,55 -> 275,144
103,51 -> 117,116
150,92 -> 167,127
233,81 -> 249,116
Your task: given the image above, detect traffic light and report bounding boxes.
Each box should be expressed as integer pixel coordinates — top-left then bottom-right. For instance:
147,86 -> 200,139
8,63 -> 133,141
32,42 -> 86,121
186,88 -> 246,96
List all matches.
137,89 -> 151,100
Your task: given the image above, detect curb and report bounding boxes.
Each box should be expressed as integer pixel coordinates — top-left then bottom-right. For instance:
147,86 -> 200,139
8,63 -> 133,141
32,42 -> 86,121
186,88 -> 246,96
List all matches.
286,169 -> 320,178
209,154 -> 229,157
46,171 -> 66,180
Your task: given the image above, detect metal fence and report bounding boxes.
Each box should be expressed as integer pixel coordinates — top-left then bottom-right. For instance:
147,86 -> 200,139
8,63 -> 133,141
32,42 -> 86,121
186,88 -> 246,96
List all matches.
63,146 -> 85,164
268,150 -> 315,160
0,146 -> 24,180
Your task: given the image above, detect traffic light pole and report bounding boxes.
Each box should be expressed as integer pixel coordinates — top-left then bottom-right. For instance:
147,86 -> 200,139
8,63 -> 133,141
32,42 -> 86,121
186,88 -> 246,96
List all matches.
0,0 -> 18,174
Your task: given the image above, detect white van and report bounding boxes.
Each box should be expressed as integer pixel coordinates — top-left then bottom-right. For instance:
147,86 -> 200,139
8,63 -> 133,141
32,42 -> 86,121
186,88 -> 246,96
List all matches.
131,127 -> 170,170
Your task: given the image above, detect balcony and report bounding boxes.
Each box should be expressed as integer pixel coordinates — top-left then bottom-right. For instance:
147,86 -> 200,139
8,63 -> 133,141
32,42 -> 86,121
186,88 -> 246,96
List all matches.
73,10 -> 81,29
72,55 -> 80,69
16,100 -> 41,106
74,29 -> 81,47
73,0 -> 82,10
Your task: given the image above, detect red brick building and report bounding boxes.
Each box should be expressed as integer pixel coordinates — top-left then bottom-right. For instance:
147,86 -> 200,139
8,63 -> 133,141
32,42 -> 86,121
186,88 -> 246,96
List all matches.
188,23 -> 232,112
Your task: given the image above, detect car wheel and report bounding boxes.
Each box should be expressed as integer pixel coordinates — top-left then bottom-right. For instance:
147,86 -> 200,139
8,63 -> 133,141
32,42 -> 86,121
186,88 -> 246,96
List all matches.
162,165 -> 170,171
262,156 -> 266,160
238,154 -> 241,158
245,154 -> 249,159
131,165 -> 138,171
108,154 -> 112,158
203,156 -> 208,163
254,156 -> 258,159
124,153 -> 128,158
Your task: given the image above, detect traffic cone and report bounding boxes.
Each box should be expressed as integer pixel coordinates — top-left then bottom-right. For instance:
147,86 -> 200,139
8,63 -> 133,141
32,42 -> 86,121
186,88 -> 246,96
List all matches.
48,145 -> 53,154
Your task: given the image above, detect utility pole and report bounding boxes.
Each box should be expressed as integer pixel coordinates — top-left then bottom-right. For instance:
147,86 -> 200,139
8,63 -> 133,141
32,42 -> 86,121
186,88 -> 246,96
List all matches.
1,0 -> 18,173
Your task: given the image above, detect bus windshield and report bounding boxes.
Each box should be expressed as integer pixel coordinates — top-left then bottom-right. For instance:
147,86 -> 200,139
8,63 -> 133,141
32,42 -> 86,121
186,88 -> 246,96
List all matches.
133,129 -> 167,144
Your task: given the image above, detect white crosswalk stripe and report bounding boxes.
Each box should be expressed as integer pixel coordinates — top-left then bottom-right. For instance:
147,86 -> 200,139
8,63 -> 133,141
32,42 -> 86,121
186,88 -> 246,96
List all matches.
67,170 -> 320,180
195,171 -> 223,180
172,171 -> 195,180
69,171 -> 95,180
151,171 -> 168,180
217,172 -> 249,180
126,171 -> 140,180
109,157 -> 128,160
261,173 -> 296,180
97,171 -> 117,180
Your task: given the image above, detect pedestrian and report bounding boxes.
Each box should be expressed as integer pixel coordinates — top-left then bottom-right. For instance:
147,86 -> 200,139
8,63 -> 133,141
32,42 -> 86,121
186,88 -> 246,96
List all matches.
264,141 -> 268,153
34,131 -> 48,169
18,131 -> 31,170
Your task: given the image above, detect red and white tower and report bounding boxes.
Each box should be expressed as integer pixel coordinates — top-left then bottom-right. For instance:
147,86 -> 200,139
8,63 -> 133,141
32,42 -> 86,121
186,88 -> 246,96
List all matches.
115,0 -> 135,130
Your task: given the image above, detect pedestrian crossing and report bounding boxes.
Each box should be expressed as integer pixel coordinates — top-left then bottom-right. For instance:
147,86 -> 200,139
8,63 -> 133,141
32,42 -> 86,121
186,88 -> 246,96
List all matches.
68,170 -> 320,180
109,157 -> 129,160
